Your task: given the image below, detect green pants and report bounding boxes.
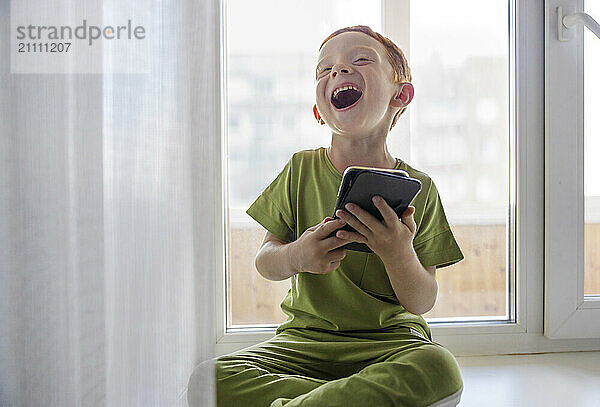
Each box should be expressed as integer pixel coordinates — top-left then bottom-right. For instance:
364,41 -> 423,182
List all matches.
188,326 -> 463,407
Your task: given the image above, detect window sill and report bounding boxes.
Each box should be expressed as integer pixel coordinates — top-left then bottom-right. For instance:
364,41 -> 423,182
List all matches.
456,351 -> 600,405
216,321 -> 600,357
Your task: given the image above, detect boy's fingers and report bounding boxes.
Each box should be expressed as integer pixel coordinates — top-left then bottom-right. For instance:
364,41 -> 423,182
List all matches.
307,217 -> 332,233
336,208 -> 373,238
372,196 -> 398,225
343,203 -> 382,235
401,206 -> 415,216
335,229 -> 368,243
401,206 -> 416,218
316,218 -> 346,238
323,236 -> 350,250
326,247 -> 346,262
401,206 -> 417,233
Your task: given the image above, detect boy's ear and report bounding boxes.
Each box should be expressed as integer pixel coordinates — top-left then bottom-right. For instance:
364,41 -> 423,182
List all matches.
390,82 -> 414,108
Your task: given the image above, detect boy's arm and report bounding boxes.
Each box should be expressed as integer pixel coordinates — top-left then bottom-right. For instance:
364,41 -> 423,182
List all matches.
254,218 -> 349,281
385,255 -> 438,315
254,231 -> 300,281
334,197 -> 439,315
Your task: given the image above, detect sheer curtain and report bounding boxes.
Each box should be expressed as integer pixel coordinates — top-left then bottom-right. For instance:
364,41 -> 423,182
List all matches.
0,1 -> 218,406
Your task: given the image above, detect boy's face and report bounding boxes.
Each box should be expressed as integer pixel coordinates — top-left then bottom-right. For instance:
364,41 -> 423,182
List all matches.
315,31 -> 412,136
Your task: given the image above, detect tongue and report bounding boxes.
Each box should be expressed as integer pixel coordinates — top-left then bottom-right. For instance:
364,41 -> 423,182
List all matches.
332,88 -> 362,109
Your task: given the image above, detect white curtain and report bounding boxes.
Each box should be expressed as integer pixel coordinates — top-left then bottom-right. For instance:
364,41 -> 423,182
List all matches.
0,1 -> 218,406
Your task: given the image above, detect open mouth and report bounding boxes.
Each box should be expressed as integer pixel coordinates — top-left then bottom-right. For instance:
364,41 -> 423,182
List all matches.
331,86 -> 363,110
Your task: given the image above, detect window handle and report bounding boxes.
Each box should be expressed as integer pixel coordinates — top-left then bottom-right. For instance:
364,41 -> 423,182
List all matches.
558,6 -> 600,41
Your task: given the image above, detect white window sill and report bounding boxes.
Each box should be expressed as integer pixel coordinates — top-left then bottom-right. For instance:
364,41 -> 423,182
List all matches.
456,351 -> 600,406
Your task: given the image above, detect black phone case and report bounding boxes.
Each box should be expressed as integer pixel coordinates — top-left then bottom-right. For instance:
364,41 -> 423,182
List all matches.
329,167 -> 422,252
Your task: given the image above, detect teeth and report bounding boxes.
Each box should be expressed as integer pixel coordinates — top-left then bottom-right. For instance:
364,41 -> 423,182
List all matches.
333,85 -> 360,99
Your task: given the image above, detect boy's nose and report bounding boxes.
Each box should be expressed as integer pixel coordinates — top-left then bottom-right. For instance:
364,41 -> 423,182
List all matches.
332,65 -> 350,77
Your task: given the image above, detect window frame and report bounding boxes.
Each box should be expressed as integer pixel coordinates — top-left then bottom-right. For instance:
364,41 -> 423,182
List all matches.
544,0 -> 600,339
214,0 -> 600,357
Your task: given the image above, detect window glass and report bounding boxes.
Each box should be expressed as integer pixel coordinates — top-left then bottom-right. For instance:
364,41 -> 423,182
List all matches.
226,0 -> 382,326
408,0 -> 511,320
226,0 -> 513,326
584,0 -> 600,296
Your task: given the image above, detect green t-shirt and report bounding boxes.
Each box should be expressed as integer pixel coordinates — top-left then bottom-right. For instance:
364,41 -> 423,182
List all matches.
246,147 -> 464,338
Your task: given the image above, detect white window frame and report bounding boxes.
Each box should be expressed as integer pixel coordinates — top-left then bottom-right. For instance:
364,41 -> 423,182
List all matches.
213,0 -> 600,357
544,0 -> 600,339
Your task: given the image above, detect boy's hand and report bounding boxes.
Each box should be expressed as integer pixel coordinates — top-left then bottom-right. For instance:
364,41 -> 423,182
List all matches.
289,217 -> 349,274
334,196 -> 418,266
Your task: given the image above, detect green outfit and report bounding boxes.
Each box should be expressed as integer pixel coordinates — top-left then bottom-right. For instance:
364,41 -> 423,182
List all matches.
188,147 -> 465,407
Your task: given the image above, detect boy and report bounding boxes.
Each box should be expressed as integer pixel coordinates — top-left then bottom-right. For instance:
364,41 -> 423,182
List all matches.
188,25 -> 465,407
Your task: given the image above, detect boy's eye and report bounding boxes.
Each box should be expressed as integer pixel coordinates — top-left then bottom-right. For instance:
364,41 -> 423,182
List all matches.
317,59 -> 370,76
321,58 -> 368,72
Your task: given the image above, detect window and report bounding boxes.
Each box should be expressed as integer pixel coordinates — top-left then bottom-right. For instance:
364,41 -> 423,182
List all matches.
401,0 -> 512,322
583,1 -> 600,297
216,0 -> 600,356
544,0 -> 600,338
224,0 -> 384,328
